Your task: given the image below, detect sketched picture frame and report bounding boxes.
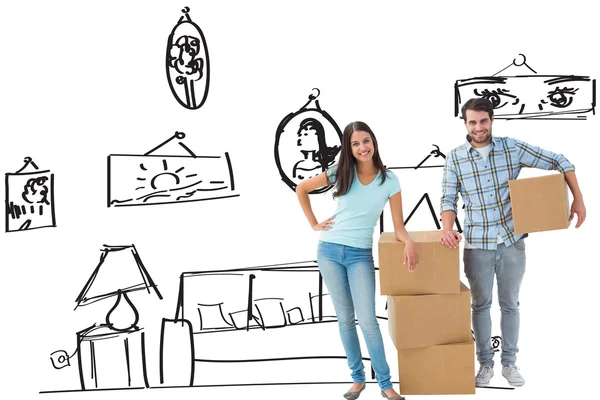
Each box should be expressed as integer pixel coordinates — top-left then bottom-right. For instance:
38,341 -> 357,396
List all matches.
107,132 -> 239,207
274,89 -> 342,193
454,54 -> 596,120
5,157 -> 56,232
166,7 -> 210,110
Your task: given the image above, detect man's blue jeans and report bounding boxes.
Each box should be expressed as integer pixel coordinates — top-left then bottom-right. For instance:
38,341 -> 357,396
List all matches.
317,241 -> 392,390
464,239 -> 526,367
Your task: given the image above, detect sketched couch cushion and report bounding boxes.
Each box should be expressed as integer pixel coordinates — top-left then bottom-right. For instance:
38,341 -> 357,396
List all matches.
253,298 -> 287,328
196,303 -> 233,330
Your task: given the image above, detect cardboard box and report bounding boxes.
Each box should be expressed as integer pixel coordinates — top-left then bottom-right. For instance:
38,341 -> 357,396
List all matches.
387,282 -> 471,350
509,173 -> 570,234
378,231 -> 459,295
397,340 -> 475,395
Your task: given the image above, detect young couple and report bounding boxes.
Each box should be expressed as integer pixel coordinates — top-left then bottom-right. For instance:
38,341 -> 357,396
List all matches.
296,98 -> 586,399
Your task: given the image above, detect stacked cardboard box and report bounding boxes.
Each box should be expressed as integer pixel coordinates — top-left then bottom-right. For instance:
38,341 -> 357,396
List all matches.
379,231 -> 475,395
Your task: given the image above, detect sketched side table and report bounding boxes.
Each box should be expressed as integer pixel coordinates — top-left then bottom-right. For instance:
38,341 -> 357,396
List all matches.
76,324 -> 149,390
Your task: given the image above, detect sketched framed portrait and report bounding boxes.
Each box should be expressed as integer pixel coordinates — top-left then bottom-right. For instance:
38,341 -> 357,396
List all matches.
274,89 -> 342,193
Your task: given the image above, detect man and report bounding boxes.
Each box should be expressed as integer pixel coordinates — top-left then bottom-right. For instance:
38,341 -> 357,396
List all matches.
439,97 -> 586,387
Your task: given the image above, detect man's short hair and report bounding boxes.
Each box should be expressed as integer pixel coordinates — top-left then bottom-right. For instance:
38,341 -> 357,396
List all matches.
461,98 -> 494,121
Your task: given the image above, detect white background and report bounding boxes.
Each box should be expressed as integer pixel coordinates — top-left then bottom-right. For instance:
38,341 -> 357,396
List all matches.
1,0 -> 598,399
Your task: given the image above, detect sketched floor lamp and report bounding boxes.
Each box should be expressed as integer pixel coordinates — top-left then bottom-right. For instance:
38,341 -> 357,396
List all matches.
74,245 -> 162,390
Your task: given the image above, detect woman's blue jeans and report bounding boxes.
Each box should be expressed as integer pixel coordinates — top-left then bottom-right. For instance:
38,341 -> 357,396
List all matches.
317,241 -> 393,390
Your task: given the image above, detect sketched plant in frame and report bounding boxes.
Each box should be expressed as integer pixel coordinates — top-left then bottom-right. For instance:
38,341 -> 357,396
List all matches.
5,157 -> 56,232
166,6 -> 210,110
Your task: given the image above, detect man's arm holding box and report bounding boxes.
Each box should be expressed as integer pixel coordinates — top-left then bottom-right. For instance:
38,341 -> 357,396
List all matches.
515,139 -> 586,228
564,171 -> 586,228
440,155 -> 462,248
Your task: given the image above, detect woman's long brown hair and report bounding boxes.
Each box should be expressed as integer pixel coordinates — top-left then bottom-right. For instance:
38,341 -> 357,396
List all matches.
332,121 -> 387,199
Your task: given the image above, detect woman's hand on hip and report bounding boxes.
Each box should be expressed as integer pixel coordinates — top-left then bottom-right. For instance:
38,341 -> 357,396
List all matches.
312,216 -> 335,231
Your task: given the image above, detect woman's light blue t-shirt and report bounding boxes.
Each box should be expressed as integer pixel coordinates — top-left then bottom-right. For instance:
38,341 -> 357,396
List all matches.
319,166 -> 401,249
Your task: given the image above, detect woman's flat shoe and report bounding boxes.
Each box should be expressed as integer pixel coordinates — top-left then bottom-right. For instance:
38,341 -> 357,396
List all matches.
381,390 -> 405,400
343,383 -> 366,399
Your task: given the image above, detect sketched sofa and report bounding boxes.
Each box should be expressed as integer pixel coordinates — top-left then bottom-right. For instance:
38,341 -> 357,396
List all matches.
159,260 -> 392,386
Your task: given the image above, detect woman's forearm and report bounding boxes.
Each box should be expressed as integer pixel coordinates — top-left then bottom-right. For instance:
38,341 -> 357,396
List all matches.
394,225 -> 413,244
296,186 -> 318,228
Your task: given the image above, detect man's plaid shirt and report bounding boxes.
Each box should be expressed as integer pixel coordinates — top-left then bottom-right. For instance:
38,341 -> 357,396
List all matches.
440,136 -> 575,250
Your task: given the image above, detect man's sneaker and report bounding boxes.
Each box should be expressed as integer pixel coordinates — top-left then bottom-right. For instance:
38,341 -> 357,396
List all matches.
475,364 -> 494,386
502,365 -> 525,387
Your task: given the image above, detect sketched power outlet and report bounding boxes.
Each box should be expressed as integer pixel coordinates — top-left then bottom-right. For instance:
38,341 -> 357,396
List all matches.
107,132 -> 239,207
455,54 -> 596,120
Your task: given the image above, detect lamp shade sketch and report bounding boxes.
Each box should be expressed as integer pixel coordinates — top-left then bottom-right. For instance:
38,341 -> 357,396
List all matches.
75,244 -> 163,327
5,156 -> 56,232
107,131 -> 239,207
274,88 -> 342,193
454,54 -> 596,120
167,6 -> 210,110
72,244 -> 162,390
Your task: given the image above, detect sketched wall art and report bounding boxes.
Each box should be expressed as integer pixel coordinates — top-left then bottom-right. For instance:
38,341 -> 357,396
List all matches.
454,54 -> 596,120
167,7 -> 210,110
386,145 -> 462,233
5,157 -> 56,232
107,132 -> 239,207
274,89 -> 342,193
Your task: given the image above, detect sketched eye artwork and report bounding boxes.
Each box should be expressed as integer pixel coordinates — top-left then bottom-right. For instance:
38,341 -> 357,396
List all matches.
5,157 -> 56,232
274,89 -> 342,193
166,7 -> 210,110
454,54 -> 596,120
107,132 -> 239,207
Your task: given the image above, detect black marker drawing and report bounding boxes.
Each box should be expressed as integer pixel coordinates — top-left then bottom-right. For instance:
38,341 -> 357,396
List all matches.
455,54 -> 596,120
167,6 -> 210,110
159,260 -> 392,387
470,331 -> 512,390
107,132 -> 238,207
385,145 -> 463,233
274,89 -> 342,193
47,244 -> 162,392
5,157 -> 56,232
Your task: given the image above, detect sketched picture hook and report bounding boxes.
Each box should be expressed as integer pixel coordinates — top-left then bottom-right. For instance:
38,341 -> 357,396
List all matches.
512,54 -> 527,67
300,88 -> 322,110
144,131 -> 188,156
182,6 -> 190,13
308,88 -> 321,100
492,53 -> 537,76
15,156 -> 39,173
430,144 -> 445,158
513,53 -> 537,73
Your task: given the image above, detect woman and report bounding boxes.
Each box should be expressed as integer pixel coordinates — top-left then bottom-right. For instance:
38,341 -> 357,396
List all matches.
296,121 -> 418,400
